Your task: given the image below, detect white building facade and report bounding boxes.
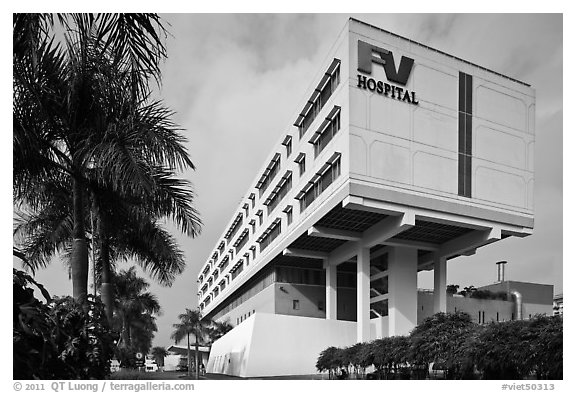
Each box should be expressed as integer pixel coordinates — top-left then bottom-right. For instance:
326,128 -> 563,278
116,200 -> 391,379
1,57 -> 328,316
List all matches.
198,18 -> 535,377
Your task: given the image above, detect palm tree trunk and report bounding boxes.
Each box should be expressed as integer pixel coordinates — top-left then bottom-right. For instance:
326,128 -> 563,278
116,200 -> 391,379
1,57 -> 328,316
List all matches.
122,315 -> 131,348
71,176 -> 88,302
187,332 -> 191,377
95,201 -> 114,323
195,334 -> 200,379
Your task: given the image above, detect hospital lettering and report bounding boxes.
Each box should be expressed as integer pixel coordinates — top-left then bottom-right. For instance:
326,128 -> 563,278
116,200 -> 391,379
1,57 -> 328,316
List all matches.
357,40 -> 419,105
357,74 -> 419,105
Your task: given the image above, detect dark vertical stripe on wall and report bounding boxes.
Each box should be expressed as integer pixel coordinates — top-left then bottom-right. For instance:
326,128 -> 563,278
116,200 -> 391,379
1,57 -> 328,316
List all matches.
459,73 -> 466,111
465,74 -> 473,115
458,72 -> 472,197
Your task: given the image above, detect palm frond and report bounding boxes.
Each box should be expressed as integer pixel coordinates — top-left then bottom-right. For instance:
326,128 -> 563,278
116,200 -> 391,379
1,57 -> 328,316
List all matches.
115,217 -> 185,287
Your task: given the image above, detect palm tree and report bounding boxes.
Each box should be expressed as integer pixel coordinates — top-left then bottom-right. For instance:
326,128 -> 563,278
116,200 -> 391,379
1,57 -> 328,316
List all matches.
207,320 -> 233,345
151,346 -> 168,369
13,13 -> 196,303
171,309 -> 210,378
14,171 -> 199,322
113,267 -> 161,353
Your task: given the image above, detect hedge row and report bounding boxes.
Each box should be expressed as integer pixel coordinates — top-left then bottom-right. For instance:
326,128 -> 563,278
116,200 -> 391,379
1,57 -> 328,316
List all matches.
316,311 -> 562,380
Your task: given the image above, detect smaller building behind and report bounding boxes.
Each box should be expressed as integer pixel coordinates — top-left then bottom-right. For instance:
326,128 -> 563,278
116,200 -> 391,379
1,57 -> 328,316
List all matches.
164,345 -> 210,372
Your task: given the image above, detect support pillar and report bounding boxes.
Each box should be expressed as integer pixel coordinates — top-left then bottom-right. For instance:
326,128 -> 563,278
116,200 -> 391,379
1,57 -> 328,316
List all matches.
325,263 -> 337,320
388,247 -> 418,336
357,246 -> 370,342
433,255 -> 447,313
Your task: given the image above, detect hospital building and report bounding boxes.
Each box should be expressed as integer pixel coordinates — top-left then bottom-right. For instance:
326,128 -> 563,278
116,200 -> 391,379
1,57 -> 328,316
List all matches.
197,18 -> 537,377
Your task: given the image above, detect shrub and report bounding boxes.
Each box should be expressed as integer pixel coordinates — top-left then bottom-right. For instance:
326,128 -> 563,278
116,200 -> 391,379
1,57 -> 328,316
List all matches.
316,312 -> 563,380
474,319 -> 533,379
523,315 -> 562,379
13,269 -> 115,379
316,346 -> 339,379
409,311 -> 476,379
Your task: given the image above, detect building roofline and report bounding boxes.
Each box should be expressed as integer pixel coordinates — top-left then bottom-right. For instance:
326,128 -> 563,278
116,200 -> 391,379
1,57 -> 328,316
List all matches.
349,17 -> 531,87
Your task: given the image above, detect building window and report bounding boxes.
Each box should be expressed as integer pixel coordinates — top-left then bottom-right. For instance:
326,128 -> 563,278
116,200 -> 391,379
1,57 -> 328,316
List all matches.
294,59 -> 341,139
282,135 -> 292,158
264,171 -> 292,215
244,253 -> 250,266
249,193 -> 256,208
243,203 -> 249,217
294,152 -> 305,177
310,107 -> 341,158
250,246 -> 256,260
249,219 -> 256,234
231,261 -> 244,280
218,255 -> 229,273
256,210 -> 263,226
293,300 -> 300,310
283,205 -> 293,226
297,153 -> 341,212
257,219 -> 282,252
256,153 -> 281,198
224,213 -> 243,242
233,229 -> 249,254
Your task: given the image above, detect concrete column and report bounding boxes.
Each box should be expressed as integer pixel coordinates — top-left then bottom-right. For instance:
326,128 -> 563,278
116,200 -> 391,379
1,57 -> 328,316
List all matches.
433,255 -> 447,313
388,247 -> 418,336
325,263 -> 337,320
357,246 -> 370,342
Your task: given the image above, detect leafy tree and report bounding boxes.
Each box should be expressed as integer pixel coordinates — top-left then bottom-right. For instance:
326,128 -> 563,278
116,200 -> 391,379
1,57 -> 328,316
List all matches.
459,285 -> 477,297
446,284 -> 459,296
13,269 -> 115,379
171,309 -> 210,378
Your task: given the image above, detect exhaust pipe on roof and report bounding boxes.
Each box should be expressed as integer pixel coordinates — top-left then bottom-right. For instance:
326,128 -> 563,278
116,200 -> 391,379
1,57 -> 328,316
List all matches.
510,290 -> 522,320
496,260 -> 507,282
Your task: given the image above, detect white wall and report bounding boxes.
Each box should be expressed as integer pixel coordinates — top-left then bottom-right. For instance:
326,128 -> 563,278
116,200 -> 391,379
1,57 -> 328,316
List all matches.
347,20 -> 535,220
207,312 -> 357,377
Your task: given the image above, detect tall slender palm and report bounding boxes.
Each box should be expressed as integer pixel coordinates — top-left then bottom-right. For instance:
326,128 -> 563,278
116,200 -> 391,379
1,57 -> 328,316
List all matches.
171,309 -> 210,378
13,13 -> 194,302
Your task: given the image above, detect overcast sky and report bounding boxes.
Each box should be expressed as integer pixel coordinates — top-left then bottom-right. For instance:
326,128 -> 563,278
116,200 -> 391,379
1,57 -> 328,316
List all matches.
19,13 -> 563,349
